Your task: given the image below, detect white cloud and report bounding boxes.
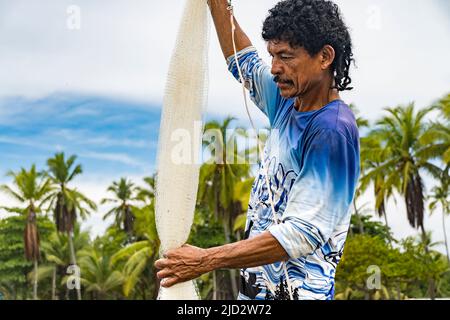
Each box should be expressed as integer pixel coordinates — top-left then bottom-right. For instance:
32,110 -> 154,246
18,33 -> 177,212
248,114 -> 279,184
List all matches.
80,151 -> 148,169
1,0 -> 448,122
46,128 -> 148,149
0,135 -> 57,151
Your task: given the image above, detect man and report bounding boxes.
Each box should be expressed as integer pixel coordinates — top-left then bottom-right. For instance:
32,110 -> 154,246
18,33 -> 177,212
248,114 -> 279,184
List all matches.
155,0 -> 360,300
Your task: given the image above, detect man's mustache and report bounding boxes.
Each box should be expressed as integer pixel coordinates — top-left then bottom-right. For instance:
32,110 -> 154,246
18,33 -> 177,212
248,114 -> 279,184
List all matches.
273,76 -> 293,85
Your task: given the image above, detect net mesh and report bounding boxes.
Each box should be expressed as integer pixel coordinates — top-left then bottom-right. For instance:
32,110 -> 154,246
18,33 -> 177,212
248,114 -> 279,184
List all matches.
155,0 -> 209,300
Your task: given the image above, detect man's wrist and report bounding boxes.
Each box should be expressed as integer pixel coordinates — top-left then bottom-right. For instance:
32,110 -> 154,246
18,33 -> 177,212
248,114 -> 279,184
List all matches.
204,243 -> 230,272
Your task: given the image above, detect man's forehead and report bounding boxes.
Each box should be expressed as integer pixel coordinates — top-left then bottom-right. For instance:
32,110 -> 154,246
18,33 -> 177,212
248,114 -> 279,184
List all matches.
267,40 -> 298,53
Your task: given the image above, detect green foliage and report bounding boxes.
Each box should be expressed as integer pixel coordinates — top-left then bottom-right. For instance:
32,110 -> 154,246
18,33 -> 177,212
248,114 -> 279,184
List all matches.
101,178 -> 138,236
336,233 -> 450,300
189,208 -> 226,248
349,214 -> 392,243
0,215 -> 54,299
361,104 -> 445,232
93,226 -> 128,257
46,152 -> 97,233
110,203 -> 160,299
78,246 -> 124,300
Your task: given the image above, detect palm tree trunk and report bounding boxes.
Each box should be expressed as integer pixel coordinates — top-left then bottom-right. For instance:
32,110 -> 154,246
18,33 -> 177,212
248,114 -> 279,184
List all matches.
222,219 -> 238,298
383,213 -> 393,245
420,225 -> 429,252
33,259 -> 38,300
68,232 -> 82,300
141,281 -> 146,300
213,271 -> 217,300
442,211 -> 450,265
395,283 -> 401,300
52,266 -> 57,300
353,199 -> 364,234
420,225 -> 437,300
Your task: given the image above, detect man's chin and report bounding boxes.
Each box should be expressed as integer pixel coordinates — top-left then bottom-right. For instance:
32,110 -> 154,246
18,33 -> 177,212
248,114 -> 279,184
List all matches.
279,89 -> 295,99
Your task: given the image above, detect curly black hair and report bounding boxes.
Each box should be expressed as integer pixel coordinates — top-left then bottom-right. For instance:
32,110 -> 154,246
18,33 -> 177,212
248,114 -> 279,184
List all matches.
262,0 -> 354,91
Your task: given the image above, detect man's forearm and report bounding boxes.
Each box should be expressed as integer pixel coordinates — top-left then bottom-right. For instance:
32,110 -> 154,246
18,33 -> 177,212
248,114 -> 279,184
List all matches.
207,0 -> 253,59
154,231 -> 290,288
205,231 -> 290,271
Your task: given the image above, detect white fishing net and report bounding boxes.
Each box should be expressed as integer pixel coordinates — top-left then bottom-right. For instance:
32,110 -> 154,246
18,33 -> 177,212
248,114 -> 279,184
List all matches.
155,0 -> 210,300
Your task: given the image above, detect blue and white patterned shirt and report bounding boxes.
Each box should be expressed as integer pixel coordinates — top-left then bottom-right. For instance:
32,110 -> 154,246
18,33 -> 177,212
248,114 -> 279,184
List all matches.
227,47 -> 360,300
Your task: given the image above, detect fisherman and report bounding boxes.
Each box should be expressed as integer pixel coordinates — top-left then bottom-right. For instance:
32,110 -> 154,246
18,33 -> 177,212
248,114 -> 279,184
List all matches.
155,0 -> 360,300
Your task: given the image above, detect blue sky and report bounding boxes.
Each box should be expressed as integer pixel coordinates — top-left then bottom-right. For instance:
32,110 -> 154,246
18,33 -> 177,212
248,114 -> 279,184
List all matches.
0,92 -> 160,177
0,0 -> 449,250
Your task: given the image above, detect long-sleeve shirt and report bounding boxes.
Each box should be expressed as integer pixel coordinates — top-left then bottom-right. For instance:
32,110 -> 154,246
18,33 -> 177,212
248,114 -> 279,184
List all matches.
228,46 -> 360,300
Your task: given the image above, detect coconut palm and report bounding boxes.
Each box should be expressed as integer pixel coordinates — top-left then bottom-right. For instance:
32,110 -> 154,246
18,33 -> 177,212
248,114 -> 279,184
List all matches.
362,104 -> 445,242
111,205 -> 159,298
198,117 -> 252,298
136,175 -> 156,205
199,117 -> 252,241
349,104 -> 372,234
428,168 -> 450,265
78,247 -> 124,300
360,133 -> 397,238
101,178 -> 137,237
425,93 -> 450,164
28,227 -> 90,300
0,165 -> 53,300
349,103 -> 370,129
45,152 -> 97,300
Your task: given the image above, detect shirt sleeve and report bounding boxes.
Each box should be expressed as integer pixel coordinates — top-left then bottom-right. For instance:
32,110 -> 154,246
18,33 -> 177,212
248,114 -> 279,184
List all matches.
268,128 -> 360,259
227,46 -> 281,126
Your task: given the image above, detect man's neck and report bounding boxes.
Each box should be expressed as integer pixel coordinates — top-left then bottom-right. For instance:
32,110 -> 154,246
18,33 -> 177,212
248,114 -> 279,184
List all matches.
294,86 -> 341,112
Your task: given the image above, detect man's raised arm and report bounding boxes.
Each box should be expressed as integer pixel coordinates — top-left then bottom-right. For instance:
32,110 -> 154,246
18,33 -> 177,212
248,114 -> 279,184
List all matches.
207,0 -> 253,59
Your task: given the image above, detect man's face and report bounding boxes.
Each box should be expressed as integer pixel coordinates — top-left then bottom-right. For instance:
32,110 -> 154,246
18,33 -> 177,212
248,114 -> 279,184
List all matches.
267,40 -> 327,99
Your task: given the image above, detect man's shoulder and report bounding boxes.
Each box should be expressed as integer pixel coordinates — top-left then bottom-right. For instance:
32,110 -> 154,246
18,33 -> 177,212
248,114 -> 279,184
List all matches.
310,100 -> 359,145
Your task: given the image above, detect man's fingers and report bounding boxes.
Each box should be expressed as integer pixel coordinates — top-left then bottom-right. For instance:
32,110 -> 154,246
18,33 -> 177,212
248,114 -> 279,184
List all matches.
157,269 -> 172,280
154,258 -> 169,269
161,277 -> 178,288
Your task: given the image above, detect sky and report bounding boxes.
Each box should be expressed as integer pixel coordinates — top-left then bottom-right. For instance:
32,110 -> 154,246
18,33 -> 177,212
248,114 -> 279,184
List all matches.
0,0 -> 449,252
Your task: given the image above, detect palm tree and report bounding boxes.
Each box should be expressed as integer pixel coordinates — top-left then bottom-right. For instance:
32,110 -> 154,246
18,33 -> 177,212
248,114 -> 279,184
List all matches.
428,168 -> 450,265
198,117 -> 252,298
360,133 -> 397,238
28,227 -> 90,300
45,152 -> 97,300
349,104 -> 372,234
0,165 -> 53,300
78,247 -> 124,300
136,175 -> 156,205
362,104 -> 445,242
101,178 -> 137,238
431,93 -> 450,163
111,205 -> 159,299
232,177 -> 255,237
349,103 -> 370,129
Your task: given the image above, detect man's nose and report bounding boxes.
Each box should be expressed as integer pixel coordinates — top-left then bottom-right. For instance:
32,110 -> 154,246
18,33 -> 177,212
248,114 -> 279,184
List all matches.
271,58 -> 283,76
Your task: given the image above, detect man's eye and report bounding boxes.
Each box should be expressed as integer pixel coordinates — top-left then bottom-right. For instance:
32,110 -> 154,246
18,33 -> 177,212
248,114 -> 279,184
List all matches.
281,56 -> 293,60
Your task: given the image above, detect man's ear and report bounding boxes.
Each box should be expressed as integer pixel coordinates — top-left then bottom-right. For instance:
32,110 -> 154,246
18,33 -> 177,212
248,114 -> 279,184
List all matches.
320,45 -> 335,70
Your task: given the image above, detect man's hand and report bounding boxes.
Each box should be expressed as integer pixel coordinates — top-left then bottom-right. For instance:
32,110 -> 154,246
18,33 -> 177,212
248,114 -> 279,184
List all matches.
155,244 -> 211,288
208,0 -> 252,59
155,232 -> 290,288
